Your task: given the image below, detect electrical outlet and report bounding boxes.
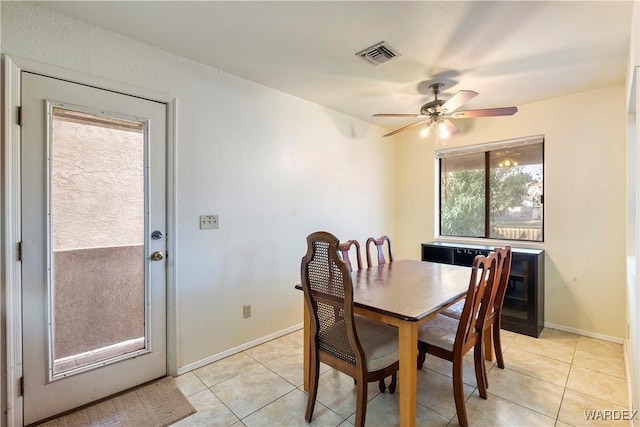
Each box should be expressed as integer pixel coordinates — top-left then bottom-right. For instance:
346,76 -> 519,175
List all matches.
199,214 -> 219,230
243,304 -> 251,319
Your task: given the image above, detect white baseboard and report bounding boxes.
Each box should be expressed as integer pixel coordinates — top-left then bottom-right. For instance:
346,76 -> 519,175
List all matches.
623,340 -> 635,420
176,323 -> 303,375
544,321 -> 624,344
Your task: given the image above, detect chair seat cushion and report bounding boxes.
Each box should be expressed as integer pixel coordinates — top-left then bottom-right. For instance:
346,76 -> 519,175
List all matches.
354,316 -> 399,372
441,299 -> 464,319
417,314 -> 460,352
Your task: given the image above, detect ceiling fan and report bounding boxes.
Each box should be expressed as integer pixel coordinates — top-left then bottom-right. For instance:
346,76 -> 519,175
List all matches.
373,83 -> 518,138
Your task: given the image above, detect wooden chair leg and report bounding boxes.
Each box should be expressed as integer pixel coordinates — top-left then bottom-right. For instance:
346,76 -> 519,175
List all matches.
452,357 -> 468,427
481,355 -> 489,390
417,347 -> 426,370
494,322 -> 505,369
305,351 -> 319,422
474,343 -> 488,399
354,374 -> 368,427
389,373 -> 397,394
378,378 -> 386,393
478,337 -> 489,391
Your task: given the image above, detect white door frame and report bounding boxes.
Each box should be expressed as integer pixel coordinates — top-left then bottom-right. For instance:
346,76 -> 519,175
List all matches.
2,55 -> 178,427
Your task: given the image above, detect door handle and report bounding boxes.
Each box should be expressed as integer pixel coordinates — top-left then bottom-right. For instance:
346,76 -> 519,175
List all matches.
149,251 -> 164,261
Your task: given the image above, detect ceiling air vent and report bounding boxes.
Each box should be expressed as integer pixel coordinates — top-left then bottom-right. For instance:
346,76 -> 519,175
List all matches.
356,41 -> 400,66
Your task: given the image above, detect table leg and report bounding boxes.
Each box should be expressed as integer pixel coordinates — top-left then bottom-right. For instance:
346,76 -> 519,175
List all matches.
397,322 -> 417,427
303,300 -> 310,392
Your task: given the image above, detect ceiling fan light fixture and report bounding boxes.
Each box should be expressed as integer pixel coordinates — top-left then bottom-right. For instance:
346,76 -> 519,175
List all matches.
438,122 -> 450,138
373,82 -> 518,137
499,159 -> 518,168
420,125 -> 431,138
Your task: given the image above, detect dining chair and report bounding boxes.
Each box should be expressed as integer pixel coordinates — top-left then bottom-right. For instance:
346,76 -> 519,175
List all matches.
416,252 -> 499,427
338,238 -> 397,392
441,245 -> 512,377
365,235 -> 393,267
338,239 -> 363,272
301,231 -> 399,427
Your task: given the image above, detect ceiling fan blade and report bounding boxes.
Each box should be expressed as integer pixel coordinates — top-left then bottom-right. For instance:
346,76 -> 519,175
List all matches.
450,106 -> 518,119
440,119 -> 459,136
373,113 -> 426,118
383,120 -> 429,137
440,90 -> 478,113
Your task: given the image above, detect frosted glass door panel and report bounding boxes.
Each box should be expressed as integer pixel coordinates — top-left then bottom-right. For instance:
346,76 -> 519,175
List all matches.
50,108 -> 146,377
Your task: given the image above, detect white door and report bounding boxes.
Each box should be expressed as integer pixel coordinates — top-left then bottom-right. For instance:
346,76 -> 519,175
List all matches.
21,72 -> 167,424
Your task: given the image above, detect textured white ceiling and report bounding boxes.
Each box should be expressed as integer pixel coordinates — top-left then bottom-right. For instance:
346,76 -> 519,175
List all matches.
32,1 -> 634,131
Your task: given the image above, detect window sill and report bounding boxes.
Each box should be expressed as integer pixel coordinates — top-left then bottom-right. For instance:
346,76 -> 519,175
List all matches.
434,235 -> 545,250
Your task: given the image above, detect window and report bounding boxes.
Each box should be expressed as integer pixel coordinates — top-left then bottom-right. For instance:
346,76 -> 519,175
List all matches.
438,136 -> 544,242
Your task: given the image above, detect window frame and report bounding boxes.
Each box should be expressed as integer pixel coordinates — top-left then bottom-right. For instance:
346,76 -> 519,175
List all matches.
437,135 -> 545,242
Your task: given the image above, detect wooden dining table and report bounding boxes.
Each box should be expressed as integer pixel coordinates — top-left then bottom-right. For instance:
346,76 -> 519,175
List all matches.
298,259 -> 493,427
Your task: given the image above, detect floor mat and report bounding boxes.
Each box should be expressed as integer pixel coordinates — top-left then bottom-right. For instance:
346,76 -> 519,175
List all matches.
37,377 -> 196,427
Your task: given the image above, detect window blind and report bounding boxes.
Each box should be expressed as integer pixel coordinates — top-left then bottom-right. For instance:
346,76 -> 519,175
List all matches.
435,134 -> 544,159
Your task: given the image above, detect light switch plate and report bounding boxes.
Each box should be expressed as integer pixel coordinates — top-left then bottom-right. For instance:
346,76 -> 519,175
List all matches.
200,215 -> 219,229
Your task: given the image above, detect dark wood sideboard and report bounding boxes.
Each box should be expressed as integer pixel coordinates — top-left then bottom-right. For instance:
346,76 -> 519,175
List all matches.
421,241 -> 544,337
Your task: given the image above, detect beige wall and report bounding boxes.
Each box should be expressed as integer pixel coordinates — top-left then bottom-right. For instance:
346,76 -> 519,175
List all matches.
396,84 -> 627,339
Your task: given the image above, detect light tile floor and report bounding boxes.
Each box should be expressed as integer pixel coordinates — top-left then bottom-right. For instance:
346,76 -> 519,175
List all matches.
172,328 -> 630,426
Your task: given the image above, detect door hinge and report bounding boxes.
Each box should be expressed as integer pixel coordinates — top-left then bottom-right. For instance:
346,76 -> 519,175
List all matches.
19,377 -> 23,396
18,241 -> 23,262
17,106 -> 22,126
